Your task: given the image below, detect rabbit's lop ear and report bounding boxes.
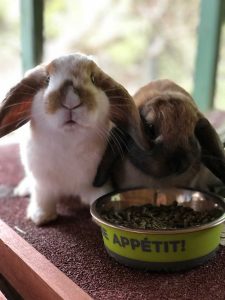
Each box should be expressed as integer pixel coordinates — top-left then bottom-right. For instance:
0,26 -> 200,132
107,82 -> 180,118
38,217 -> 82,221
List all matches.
0,65 -> 47,138
195,117 -> 225,183
94,69 -> 149,150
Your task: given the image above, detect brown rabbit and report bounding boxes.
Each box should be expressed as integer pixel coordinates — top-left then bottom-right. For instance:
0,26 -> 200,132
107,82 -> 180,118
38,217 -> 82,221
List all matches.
94,79 -> 225,191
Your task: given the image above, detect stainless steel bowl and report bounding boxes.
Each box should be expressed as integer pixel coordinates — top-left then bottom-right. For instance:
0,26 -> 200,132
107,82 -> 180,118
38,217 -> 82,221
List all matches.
91,187 -> 225,271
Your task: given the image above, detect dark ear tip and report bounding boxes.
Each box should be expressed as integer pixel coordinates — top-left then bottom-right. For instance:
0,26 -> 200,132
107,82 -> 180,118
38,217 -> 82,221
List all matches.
195,116 -> 225,184
195,117 -> 210,130
93,175 -> 105,187
93,165 -> 111,187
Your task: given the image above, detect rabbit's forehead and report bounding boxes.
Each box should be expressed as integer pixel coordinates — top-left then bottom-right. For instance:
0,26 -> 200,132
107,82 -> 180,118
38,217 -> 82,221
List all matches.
47,54 -> 96,82
142,97 -> 199,143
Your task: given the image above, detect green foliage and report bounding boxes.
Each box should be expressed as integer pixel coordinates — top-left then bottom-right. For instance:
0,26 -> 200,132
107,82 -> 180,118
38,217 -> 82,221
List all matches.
0,0 -> 225,109
108,35 -> 147,66
0,0 -> 20,61
45,0 -> 68,38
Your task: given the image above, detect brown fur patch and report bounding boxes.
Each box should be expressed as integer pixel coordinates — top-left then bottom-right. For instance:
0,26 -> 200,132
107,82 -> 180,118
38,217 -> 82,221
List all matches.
46,80 -> 73,114
134,79 -> 203,149
45,58 -> 99,114
72,60 -> 95,82
134,79 -> 194,108
151,97 -> 198,145
77,87 -> 97,111
46,80 -> 97,114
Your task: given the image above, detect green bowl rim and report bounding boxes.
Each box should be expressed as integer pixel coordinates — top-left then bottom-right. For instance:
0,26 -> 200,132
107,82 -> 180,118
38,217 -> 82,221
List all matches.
90,186 -> 225,235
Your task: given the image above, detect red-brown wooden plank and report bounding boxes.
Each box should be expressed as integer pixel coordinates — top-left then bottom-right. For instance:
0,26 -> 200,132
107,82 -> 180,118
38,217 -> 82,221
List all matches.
0,219 -> 92,300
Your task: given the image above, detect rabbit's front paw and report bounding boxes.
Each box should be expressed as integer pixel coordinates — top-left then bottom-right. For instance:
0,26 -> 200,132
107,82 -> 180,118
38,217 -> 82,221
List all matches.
13,177 -> 30,197
27,202 -> 58,226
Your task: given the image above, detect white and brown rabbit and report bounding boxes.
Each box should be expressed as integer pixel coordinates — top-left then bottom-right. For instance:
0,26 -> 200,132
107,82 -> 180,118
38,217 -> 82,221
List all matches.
94,79 -> 225,191
0,53 -> 147,225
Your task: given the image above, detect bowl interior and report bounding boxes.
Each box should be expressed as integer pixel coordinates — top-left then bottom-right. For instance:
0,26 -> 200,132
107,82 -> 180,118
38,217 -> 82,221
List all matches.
93,187 -> 225,229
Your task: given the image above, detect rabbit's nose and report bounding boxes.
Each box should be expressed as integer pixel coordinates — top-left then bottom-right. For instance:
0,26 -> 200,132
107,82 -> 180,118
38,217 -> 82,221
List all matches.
61,87 -> 82,110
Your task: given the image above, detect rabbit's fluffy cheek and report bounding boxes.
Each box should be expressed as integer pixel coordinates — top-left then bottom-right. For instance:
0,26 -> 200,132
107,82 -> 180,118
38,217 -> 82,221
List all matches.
78,89 -> 110,127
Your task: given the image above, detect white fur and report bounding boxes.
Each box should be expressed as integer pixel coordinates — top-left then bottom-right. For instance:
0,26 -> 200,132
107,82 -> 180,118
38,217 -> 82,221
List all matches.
14,54 -> 113,225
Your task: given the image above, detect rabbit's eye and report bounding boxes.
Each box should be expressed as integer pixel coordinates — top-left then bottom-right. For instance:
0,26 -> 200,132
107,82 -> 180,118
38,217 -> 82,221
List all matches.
146,123 -> 157,140
90,73 -> 95,85
141,115 -> 157,140
46,75 -> 50,85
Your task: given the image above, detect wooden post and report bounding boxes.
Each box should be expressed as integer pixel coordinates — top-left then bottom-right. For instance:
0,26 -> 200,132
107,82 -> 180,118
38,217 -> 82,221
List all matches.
193,0 -> 224,111
20,0 -> 44,72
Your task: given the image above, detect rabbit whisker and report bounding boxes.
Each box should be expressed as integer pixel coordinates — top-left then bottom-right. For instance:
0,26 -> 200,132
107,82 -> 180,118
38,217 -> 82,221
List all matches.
1,101 -> 33,110
109,129 -> 125,160
112,126 -> 130,153
94,127 -> 118,157
94,123 -> 124,158
19,82 -> 42,92
15,117 -> 30,129
0,115 -> 30,131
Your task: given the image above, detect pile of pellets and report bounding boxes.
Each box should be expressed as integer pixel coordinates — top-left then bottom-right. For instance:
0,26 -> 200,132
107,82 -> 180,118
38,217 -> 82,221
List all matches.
101,202 -> 223,230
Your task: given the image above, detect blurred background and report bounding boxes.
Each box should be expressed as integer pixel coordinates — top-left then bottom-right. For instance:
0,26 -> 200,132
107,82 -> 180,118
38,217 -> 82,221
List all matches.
0,0 -> 224,112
